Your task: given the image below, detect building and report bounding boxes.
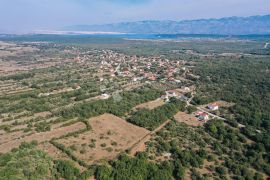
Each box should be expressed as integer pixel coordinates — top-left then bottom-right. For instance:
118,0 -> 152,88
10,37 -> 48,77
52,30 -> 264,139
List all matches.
196,112 -> 209,121
101,93 -> 110,100
165,90 -> 177,98
208,103 -> 219,111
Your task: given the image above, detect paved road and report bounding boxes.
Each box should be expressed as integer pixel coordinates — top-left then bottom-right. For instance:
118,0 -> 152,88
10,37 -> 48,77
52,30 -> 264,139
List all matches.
186,96 -> 246,127
196,107 -> 226,120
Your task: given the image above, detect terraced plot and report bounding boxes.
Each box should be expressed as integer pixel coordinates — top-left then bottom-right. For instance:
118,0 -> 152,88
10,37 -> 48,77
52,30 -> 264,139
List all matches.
56,114 -> 149,164
0,122 -> 85,153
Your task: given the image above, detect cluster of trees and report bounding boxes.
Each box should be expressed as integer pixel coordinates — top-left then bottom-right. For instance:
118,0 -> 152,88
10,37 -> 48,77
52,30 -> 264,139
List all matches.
204,120 -> 244,150
0,94 -> 51,114
149,119 -> 268,179
58,87 -> 162,119
0,140 -> 96,180
55,160 -> 80,180
0,141 -> 54,179
194,56 -> 270,152
0,72 -> 35,81
95,153 -> 181,180
128,98 -> 186,130
204,120 -> 269,178
34,121 -> 51,132
95,151 -> 206,180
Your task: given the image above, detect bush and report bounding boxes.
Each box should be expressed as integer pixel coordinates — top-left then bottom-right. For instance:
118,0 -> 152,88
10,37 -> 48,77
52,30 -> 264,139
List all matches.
55,160 -> 80,180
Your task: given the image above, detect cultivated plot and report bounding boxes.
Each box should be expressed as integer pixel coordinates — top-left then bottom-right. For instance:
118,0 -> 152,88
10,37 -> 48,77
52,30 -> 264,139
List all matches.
56,113 -> 149,164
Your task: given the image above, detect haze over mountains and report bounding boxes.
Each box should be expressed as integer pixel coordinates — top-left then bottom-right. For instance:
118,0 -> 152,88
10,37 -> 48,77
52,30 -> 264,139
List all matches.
66,14 -> 270,35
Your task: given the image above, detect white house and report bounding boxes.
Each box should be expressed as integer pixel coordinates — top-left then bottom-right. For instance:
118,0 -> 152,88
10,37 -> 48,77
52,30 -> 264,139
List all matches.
196,112 -> 209,121
101,93 -> 110,100
208,103 -> 219,111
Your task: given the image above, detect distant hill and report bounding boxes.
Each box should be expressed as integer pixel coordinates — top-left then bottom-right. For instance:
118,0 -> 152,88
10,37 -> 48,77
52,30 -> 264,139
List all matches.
66,14 -> 270,35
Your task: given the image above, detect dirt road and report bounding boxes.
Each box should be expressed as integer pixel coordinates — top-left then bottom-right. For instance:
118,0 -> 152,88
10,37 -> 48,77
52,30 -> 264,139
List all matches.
129,119 -> 171,156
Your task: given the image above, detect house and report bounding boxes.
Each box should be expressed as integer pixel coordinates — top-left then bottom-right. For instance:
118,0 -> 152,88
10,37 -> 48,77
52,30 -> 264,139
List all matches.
74,85 -> 81,90
166,90 -> 177,98
181,86 -> 190,92
161,90 -> 178,102
161,94 -> 170,102
196,112 -> 209,121
101,93 -> 110,100
123,70 -> 130,75
133,77 -> 138,82
208,103 -> 219,111
163,152 -> 172,159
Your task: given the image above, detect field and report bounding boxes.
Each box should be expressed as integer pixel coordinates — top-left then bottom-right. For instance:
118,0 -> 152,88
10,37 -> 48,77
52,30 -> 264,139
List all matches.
174,111 -> 203,126
132,98 -> 165,110
0,122 -> 85,153
56,114 -> 149,164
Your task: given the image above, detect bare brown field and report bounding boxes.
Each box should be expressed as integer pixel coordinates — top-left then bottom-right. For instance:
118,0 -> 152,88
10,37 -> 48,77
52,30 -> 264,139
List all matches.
0,130 -> 29,145
132,98 -> 165,110
34,111 -> 52,118
0,122 -> 85,153
38,142 -> 69,159
214,100 -> 235,107
0,58 -> 59,73
174,111 -> 203,126
56,113 -> 149,164
0,41 -> 38,58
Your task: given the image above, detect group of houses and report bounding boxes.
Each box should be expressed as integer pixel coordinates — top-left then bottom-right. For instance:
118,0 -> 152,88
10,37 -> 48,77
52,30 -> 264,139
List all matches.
161,87 -> 194,102
195,103 -> 219,121
85,50 -> 193,87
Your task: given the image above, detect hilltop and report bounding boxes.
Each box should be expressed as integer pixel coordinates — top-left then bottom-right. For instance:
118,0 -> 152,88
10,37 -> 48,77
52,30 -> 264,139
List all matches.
66,14 -> 270,35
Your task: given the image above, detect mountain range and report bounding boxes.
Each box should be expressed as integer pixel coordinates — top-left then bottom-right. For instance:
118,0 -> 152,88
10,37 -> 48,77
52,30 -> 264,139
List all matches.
65,14 -> 270,35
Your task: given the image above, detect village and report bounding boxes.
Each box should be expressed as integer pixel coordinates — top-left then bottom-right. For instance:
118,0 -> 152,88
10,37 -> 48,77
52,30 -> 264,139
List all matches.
72,49 -> 226,125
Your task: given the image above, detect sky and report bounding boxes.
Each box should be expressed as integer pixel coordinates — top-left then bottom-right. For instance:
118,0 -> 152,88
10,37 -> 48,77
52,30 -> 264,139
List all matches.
0,0 -> 270,33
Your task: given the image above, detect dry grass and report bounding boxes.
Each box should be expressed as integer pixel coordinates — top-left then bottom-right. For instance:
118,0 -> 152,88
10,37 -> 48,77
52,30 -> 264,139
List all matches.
0,122 -> 86,153
174,111 -> 203,126
56,114 -> 149,164
132,98 -> 165,110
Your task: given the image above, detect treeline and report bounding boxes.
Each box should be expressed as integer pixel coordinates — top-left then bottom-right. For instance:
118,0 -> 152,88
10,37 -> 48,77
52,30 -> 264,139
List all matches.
57,87 -> 163,119
0,72 -> 35,81
95,153 -> 183,180
51,141 -> 89,168
95,150 -> 207,180
128,98 -> 186,130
